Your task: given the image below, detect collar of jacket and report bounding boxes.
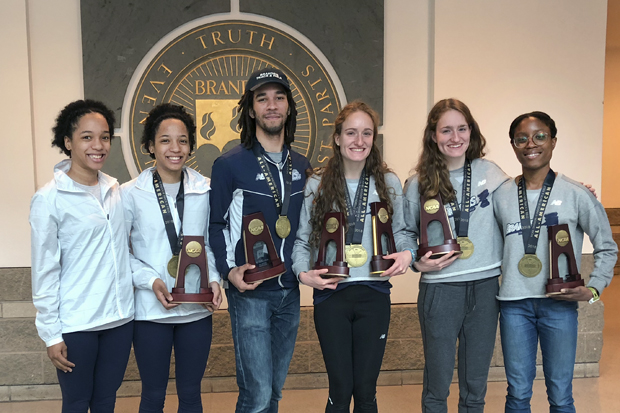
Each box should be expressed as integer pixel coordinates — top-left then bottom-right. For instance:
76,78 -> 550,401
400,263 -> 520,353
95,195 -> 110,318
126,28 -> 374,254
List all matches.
134,166 -> 210,195
53,159 -> 117,198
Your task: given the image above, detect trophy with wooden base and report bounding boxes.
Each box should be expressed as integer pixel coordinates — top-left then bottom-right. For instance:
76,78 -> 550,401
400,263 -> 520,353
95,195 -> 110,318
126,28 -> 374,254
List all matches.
313,211 -> 350,278
417,194 -> 462,260
546,224 -> 584,293
242,212 -> 286,283
370,202 -> 396,274
170,236 -> 214,304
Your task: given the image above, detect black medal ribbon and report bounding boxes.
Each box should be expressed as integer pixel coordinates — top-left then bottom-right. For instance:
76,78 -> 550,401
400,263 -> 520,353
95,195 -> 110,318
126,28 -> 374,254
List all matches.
153,170 -> 185,256
518,169 -> 555,254
252,143 -> 292,218
344,169 -> 370,245
448,160 -> 472,237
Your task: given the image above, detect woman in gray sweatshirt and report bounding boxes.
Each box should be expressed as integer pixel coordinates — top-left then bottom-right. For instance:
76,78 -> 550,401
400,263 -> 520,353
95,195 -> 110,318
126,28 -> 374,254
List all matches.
292,101 -> 414,412
493,111 -> 617,413
404,99 -> 509,413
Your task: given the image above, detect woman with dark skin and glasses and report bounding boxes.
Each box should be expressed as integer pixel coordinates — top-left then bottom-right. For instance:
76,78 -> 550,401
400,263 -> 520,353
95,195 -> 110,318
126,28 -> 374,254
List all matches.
493,111 -> 617,413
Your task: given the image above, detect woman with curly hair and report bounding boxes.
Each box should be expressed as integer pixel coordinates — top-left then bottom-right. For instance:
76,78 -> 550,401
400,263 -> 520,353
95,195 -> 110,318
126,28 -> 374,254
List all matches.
121,103 -> 222,412
403,98 -> 509,413
29,99 -> 134,412
292,101 -> 414,412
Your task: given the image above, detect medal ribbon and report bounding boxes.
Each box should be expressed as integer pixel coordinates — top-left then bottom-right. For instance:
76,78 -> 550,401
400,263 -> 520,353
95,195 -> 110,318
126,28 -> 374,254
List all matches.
448,160 -> 472,237
153,170 -> 185,256
252,143 -> 293,218
517,169 -> 555,254
344,169 -> 370,245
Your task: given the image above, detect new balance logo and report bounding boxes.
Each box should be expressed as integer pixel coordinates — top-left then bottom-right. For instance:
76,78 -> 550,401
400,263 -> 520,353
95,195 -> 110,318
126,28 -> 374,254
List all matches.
255,173 -> 265,181
550,200 -> 562,206
379,334 -> 386,339
478,179 -> 486,186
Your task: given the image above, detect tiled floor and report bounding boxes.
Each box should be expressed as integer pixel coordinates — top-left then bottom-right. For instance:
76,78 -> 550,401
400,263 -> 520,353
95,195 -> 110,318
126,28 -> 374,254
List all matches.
3,280 -> 620,413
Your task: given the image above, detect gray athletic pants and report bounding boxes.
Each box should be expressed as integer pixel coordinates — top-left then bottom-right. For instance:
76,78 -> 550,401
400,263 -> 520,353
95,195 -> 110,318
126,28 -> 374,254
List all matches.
418,276 -> 500,413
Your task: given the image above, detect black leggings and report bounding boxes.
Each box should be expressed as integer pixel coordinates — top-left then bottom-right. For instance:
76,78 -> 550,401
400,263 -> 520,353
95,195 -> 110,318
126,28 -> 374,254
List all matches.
57,321 -> 133,413
133,316 -> 213,413
314,285 -> 391,413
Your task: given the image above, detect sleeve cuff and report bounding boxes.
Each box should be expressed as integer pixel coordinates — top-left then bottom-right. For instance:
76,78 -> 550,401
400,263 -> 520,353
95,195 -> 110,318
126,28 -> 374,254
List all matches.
222,267 -> 232,282
147,276 -> 159,290
587,279 -> 606,297
45,337 -> 64,347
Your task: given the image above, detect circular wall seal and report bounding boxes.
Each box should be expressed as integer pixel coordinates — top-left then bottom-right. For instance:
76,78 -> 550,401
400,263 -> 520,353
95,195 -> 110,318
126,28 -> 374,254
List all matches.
126,19 -> 343,177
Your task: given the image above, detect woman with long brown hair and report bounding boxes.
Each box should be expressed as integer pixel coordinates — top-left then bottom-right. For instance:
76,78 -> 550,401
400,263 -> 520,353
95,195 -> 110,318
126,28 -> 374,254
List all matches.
404,98 -> 509,413
292,100 -> 414,412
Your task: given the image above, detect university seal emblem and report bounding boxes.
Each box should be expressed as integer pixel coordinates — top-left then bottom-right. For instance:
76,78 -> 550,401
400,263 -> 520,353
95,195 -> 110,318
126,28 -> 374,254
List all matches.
125,20 -> 343,176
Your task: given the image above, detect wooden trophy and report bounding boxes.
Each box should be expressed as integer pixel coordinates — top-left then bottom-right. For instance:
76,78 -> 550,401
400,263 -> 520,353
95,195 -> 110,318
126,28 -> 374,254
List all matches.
418,194 -> 462,260
242,212 -> 286,283
546,224 -> 584,293
170,235 -> 214,304
313,211 -> 350,278
370,202 -> 396,274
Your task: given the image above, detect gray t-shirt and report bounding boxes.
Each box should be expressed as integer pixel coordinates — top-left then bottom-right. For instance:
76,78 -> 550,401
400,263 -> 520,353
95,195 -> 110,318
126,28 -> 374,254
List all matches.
163,181 -> 181,201
74,181 -> 102,206
266,151 -> 283,165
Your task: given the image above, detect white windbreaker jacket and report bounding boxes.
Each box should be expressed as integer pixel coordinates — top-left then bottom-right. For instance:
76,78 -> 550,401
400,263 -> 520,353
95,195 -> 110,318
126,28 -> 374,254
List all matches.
120,166 -> 221,322
29,160 -> 135,347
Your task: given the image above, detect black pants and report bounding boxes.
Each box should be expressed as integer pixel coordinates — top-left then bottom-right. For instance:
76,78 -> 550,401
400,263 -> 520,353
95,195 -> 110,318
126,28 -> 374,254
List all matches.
314,285 -> 391,413
133,317 -> 213,413
57,321 -> 133,413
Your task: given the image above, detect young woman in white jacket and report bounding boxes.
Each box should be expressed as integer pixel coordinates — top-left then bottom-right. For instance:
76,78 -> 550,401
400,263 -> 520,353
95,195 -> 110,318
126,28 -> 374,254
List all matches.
121,103 -> 222,413
29,100 -> 135,412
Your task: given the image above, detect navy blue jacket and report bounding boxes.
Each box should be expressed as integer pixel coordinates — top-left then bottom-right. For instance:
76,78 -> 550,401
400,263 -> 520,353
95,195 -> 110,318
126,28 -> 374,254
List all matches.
209,139 -> 312,291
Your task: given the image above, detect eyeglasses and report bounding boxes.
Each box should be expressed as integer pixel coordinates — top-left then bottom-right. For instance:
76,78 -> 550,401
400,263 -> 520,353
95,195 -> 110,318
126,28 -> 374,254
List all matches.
512,132 -> 550,149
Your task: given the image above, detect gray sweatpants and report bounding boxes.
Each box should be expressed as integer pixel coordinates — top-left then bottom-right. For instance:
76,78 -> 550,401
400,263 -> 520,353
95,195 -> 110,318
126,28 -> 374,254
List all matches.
418,276 -> 500,413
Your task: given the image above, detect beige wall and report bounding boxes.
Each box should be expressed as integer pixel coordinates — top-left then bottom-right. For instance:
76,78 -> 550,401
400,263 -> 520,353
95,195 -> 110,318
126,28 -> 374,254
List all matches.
603,0 -> 620,208
0,0 -> 609,304
0,1 -> 36,266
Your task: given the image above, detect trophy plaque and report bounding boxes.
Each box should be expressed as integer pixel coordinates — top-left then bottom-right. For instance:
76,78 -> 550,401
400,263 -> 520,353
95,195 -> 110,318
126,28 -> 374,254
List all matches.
242,212 -> 286,283
170,235 -> 214,304
546,224 -> 584,293
417,194 -> 462,260
313,211 -> 350,278
370,202 -> 396,274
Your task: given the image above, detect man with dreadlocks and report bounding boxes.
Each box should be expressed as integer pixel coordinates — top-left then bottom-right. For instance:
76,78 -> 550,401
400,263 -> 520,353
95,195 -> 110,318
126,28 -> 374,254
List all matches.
209,68 -> 312,413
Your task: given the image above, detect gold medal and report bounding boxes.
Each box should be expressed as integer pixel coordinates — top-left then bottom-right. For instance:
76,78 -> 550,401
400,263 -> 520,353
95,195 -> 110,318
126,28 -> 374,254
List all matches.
167,255 -> 179,278
555,230 -> 570,247
457,237 -> 474,259
275,215 -> 291,238
518,254 -> 542,277
186,241 -> 202,258
346,244 -> 368,268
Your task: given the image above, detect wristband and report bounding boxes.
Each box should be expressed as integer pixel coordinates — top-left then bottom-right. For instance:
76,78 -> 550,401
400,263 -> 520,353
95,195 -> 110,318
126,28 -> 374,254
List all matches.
404,248 -> 416,267
587,287 -> 600,304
